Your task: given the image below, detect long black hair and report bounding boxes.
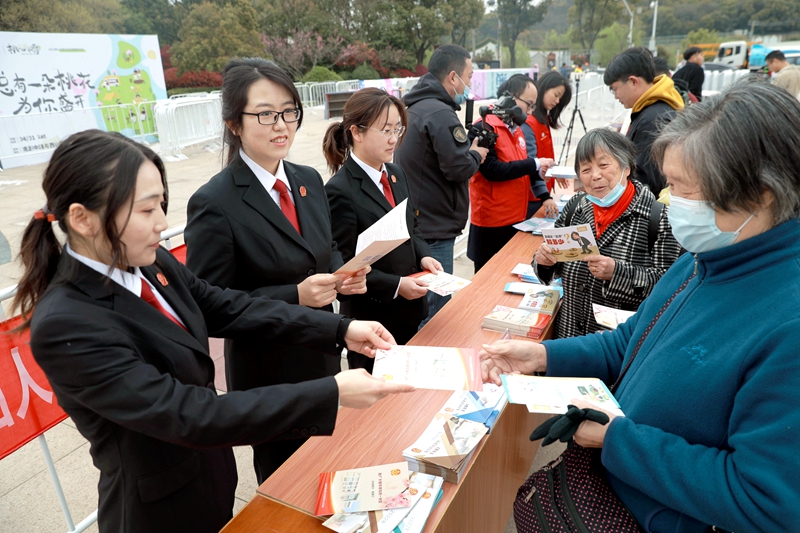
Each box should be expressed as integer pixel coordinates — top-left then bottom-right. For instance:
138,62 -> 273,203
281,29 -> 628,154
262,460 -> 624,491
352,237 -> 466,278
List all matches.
533,71 -> 572,130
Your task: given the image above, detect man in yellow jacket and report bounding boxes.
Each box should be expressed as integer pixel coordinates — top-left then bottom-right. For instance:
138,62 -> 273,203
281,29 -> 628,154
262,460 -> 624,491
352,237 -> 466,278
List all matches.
604,47 -> 684,195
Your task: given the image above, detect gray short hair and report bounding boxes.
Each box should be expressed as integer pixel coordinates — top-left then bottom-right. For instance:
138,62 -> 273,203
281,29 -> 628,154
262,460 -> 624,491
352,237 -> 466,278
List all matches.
574,128 -> 638,176
652,77 -> 800,225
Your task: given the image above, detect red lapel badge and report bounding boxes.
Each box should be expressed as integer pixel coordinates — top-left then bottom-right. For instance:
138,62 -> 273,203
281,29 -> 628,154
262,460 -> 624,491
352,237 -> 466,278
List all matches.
391,175 -> 397,183
299,186 -> 307,197
156,273 -> 168,287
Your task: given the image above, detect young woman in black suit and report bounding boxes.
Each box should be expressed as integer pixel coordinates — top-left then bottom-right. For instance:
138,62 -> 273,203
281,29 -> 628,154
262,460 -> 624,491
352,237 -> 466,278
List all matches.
184,59 -> 370,482
323,88 -> 443,372
12,130 -> 411,533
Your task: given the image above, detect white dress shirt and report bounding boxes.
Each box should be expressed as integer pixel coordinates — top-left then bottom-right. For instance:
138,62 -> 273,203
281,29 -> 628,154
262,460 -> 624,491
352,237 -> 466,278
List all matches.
66,243 -> 186,327
239,149 -> 294,206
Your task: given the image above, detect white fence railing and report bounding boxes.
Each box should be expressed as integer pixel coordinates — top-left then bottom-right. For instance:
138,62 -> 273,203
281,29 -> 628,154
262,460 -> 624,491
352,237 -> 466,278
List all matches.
153,95 -> 223,161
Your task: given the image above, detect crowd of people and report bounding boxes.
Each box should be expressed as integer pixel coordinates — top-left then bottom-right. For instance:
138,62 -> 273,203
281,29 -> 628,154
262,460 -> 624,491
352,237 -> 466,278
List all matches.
10,42 -> 800,533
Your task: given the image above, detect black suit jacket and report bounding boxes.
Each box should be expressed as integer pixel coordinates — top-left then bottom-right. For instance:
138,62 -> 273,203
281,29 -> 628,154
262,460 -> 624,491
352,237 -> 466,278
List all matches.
29,248 -> 340,533
325,158 -> 430,342
185,157 -> 344,390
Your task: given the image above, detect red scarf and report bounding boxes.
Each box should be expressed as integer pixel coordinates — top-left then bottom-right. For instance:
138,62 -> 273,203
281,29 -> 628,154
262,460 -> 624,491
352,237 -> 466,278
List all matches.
593,181 -> 635,238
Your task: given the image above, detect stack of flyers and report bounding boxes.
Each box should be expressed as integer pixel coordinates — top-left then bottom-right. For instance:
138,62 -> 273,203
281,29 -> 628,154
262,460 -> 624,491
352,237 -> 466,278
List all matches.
518,287 -> 560,315
510,262 -> 540,284
512,217 -> 557,235
482,305 -> 551,339
592,303 -> 636,330
402,413 -> 488,484
439,383 -> 508,432
500,374 -> 624,416
323,474 -> 445,533
408,270 -> 471,296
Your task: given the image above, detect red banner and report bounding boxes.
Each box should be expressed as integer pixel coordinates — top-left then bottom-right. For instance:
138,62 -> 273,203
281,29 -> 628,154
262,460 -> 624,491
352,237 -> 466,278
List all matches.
0,316 -> 67,461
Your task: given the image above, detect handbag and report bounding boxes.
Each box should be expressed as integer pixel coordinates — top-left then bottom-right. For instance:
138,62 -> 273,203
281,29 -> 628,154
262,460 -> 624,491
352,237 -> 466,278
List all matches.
513,273 -> 697,533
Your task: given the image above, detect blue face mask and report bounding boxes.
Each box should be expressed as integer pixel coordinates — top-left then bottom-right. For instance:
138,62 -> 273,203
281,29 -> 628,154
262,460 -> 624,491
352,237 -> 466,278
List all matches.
452,73 -> 470,105
668,195 -> 755,253
585,171 -> 627,208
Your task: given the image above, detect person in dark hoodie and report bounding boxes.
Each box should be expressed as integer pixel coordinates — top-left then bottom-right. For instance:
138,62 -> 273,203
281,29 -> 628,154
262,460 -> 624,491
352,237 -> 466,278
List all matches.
672,46 -> 705,102
605,47 -> 684,196
394,44 -> 488,328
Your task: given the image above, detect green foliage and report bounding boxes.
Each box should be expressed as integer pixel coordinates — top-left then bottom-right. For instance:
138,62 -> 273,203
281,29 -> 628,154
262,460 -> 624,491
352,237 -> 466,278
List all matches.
167,87 -> 220,96
568,0 -> 622,52
352,63 -> 381,80
501,45 -> 531,68
302,66 -> 343,82
394,0 -> 452,66
0,0 -> 127,33
448,0 -> 485,47
543,27 -> 574,50
681,28 -> 720,49
595,22 -> 629,66
171,1 -> 262,74
656,45 -> 675,68
498,0 -> 551,67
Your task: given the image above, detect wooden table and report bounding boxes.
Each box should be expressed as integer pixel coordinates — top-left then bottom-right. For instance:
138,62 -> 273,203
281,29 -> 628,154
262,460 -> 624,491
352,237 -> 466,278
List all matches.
222,232 -> 548,533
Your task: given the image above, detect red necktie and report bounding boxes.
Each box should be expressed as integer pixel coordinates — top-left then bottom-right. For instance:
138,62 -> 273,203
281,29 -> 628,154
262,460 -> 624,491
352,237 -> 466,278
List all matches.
380,171 -> 396,208
141,281 -> 187,331
272,179 -> 302,235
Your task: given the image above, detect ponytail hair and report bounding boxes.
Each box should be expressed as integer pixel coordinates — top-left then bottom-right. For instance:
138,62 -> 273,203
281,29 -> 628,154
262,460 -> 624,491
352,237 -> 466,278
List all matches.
12,130 -> 167,331
321,88 -> 408,175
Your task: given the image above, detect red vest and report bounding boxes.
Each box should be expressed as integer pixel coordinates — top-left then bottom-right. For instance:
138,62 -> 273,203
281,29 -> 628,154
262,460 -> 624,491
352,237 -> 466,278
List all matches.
470,114 -> 534,227
526,114 -> 554,159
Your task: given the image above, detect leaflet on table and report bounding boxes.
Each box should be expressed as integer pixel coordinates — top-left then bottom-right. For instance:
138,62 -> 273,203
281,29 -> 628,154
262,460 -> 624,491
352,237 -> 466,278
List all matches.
545,166 -> 578,179
440,384 -> 508,432
592,303 -> 636,330
500,375 -> 624,417
540,225 -> 599,262
504,282 -> 563,298
323,481 -> 427,533
518,287 -> 560,315
403,412 -> 488,469
393,473 -> 445,533
513,217 -> 557,234
372,346 -> 482,391
336,199 -> 410,276
510,263 -> 540,284
315,462 -> 410,516
409,270 -> 471,296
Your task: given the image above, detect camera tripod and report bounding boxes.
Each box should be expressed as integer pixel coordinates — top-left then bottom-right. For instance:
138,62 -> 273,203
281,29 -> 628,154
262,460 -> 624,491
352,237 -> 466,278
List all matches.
558,76 -> 588,165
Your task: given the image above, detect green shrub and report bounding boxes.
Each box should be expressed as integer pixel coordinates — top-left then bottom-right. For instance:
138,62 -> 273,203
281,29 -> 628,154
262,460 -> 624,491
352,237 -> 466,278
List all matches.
338,70 -> 355,80
352,63 -> 380,80
302,66 -> 343,83
167,87 -> 220,96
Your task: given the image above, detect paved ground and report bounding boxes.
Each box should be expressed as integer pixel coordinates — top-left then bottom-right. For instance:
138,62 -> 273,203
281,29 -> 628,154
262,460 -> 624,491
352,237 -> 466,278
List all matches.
0,98 -> 603,532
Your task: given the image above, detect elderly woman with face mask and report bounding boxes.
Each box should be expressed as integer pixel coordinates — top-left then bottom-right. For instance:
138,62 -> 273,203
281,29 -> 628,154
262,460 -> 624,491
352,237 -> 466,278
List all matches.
533,128 -> 682,338
482,80 -> 800,533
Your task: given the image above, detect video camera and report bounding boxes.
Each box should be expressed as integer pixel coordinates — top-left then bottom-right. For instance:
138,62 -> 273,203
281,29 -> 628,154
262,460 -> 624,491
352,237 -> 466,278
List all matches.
470,91 -> 528,149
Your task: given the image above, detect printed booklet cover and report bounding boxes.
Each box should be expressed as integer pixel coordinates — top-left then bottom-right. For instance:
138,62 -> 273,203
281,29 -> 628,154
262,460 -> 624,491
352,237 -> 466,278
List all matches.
316,462 -> 411,516
409,270 -> 471,297
540,224 -> 599,262
372,346 -> 482,391
500,375 -> 624,416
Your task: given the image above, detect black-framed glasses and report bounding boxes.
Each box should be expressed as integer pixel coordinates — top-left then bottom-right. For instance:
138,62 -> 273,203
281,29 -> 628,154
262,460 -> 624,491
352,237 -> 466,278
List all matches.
516,96 -> 535,110
241,108 -> 302,125
368,126 -> 406,139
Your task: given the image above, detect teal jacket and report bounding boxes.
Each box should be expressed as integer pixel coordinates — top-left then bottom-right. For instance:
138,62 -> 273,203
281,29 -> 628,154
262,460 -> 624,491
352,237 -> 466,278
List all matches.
544,219 -> 800,532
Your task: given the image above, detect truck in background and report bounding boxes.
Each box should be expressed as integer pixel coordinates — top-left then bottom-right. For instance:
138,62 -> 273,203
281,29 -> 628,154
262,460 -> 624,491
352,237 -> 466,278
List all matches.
713,40 -> 800,70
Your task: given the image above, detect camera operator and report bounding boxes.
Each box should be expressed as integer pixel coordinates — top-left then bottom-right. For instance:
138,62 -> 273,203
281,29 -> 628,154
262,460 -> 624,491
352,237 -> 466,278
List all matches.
467,74 -> 557,272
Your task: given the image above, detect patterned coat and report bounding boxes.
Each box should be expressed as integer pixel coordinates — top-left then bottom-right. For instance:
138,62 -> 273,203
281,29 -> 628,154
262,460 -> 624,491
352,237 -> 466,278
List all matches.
535,180 -> 682,338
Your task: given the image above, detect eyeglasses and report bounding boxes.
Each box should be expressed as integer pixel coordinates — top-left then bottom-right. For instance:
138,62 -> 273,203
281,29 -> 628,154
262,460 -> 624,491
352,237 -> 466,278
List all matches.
516,96 -> 535,110
368,126 -> 406,139
609,80 -> 629,96
241,108 -> 302,125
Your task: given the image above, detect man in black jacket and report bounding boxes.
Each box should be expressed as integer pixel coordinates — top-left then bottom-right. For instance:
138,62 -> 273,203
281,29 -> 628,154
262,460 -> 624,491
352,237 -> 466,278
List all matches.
672,46 -> 705,102
395,44 -> 488,327
604,47 -> 684,196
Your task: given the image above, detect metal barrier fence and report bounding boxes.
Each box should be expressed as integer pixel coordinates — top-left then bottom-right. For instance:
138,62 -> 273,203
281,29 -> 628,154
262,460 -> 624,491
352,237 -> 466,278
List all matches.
154,95 -> 223,161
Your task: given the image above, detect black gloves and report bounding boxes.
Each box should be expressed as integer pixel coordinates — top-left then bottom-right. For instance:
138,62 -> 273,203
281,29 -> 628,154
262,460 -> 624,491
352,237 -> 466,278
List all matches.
530,404 -> 610,446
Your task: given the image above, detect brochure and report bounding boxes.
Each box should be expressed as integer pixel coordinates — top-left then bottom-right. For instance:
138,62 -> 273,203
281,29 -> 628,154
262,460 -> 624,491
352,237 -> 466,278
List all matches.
409,270 -> 471,296
540,224 -> 599,262
500,375 -> 624,416
513,217 -> 557,234
482,305 -> 551,339
592,303 -> 636,330
518,288 -> 560,315
440,384 -> 508,432
372,346 -> 482,391
545,166 -> 578,179
315,462 -> 411,516
336,199 -> 410,276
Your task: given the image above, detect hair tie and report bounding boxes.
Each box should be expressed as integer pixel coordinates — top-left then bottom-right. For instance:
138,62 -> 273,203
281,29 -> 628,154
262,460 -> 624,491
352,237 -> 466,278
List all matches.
33,205 -> 56,222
